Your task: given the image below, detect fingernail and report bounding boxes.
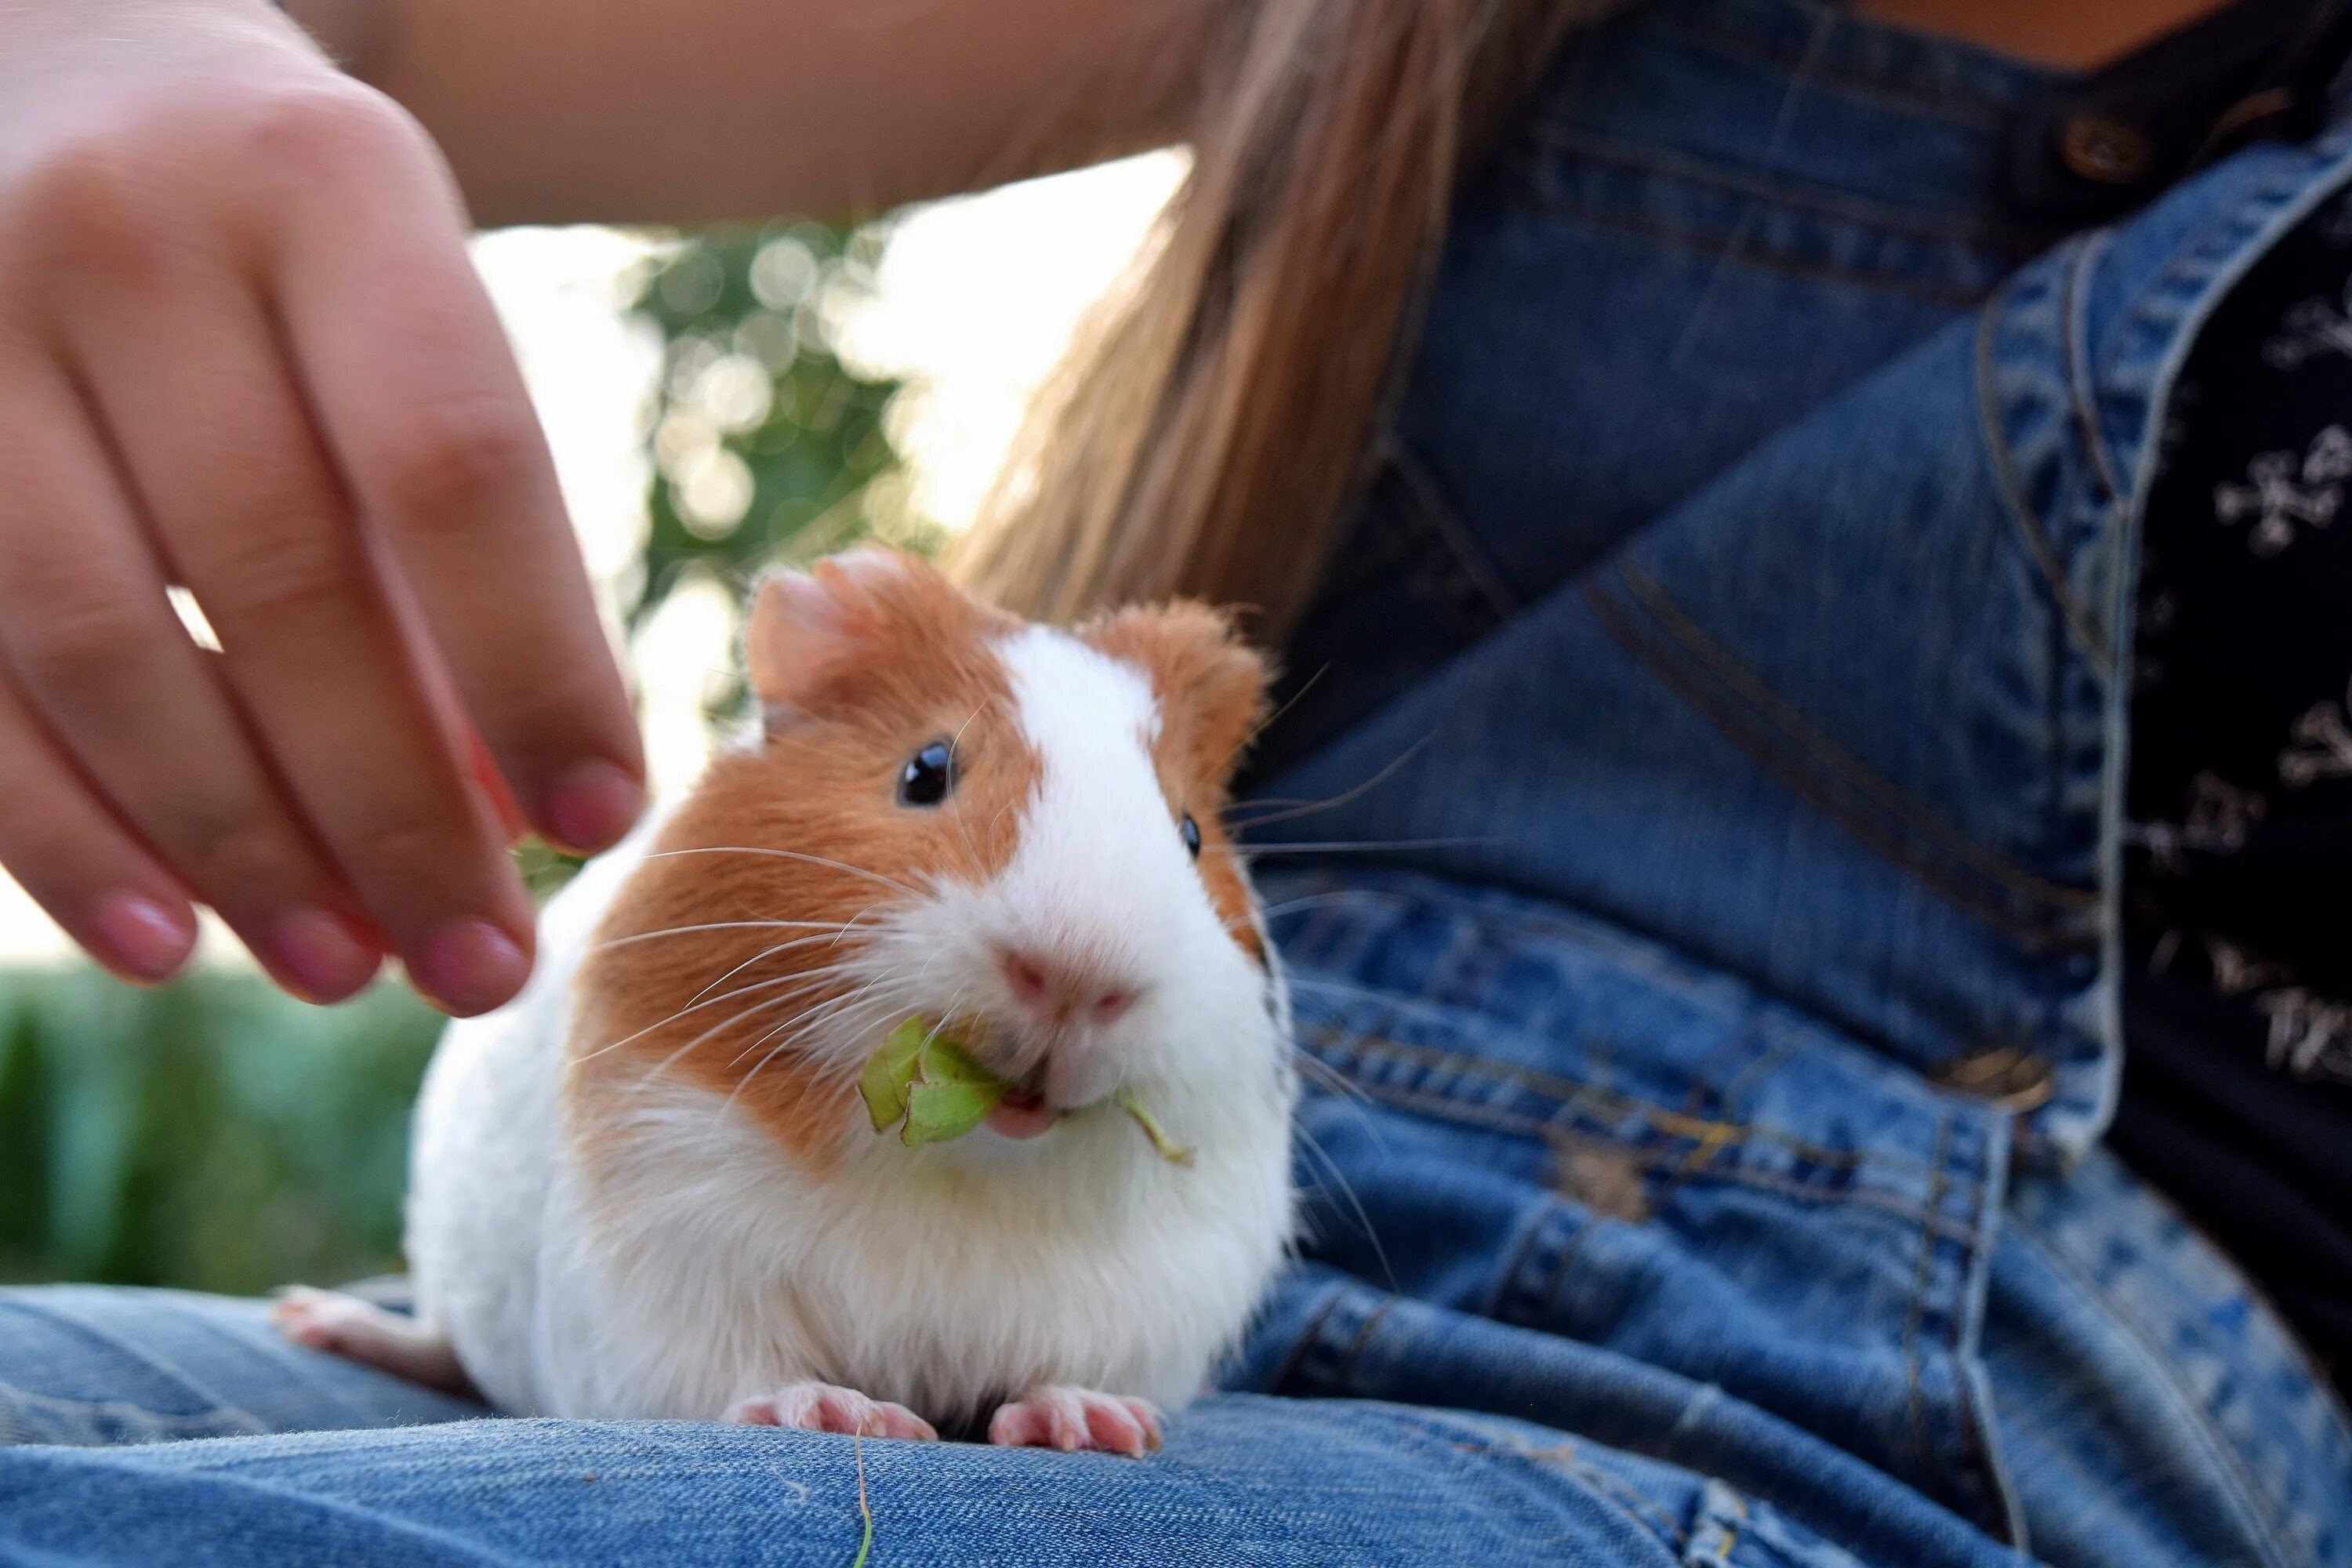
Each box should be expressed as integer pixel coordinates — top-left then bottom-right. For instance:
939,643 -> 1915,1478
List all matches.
543,759 -> 644,855
264,909 -> 379,1003
92,894 -> 196,983
410,918 -> 529,1016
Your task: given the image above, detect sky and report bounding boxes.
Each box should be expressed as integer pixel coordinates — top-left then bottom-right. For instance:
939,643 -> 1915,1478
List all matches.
0,152 -> 1184,966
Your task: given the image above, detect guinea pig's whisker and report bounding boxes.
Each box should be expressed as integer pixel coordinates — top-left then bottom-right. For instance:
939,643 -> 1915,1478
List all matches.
684,930 -> 873,1010
592,919 -> 862,952
722,979 -> 877,1070
1281,977 -> 1475,1039
626,988 -> 826,1092
1223,735 -> 1434,832
644,846 -> 922,900
574,969 -> 846,1066
1290,1115 -> 1399,1294
1215,664 -> 1327,779
719,991 -> 904,1117
1290,1045 -> 1374,1106
1216,837 -> 1496,855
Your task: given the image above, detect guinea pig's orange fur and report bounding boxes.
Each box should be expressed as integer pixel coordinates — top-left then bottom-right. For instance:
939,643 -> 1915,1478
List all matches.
1078,604 -> 1269,964
567,557 -> 1270,1178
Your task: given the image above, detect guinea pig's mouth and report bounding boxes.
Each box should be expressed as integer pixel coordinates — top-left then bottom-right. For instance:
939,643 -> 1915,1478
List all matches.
985,1087 -> 1058,1141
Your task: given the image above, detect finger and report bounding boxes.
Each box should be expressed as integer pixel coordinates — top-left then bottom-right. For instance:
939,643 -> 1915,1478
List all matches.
62,267 -> 532,1015
0,358 -> 379,1000
269,107 -> 644,854
0,673 -> 196,985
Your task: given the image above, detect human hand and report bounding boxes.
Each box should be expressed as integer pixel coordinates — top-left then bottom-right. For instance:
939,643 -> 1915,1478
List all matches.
0,0 -> 644,1014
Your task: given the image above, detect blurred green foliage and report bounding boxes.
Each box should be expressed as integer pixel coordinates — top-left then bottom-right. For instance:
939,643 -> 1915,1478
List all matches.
0,220 -> 916,1298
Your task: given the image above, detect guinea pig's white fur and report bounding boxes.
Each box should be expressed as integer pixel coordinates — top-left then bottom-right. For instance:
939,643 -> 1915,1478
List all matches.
400,593 -> 1297,1432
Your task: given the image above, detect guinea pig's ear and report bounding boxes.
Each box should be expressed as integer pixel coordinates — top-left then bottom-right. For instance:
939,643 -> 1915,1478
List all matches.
746,548 -> 916,721
1082,601 -> 1272,788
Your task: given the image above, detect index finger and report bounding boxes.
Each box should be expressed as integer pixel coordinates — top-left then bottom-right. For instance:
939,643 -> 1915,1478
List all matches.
267,100 -> 644,856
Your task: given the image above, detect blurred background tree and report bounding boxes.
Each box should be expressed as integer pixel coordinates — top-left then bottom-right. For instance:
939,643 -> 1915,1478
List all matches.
0,219 -> 922,1294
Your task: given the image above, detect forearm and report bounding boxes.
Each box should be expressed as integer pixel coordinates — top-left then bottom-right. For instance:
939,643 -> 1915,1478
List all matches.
293,0 -> 1227,226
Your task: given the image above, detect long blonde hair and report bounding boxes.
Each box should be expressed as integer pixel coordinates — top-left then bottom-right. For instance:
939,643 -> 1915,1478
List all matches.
949,0 -> 1600,637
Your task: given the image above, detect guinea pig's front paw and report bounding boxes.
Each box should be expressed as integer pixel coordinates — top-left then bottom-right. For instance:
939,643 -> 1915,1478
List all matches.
725,1382 -> 938,1441
987,1386 -> 1163,1457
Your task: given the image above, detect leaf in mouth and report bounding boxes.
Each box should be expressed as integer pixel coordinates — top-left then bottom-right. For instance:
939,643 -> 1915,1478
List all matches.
858,1016 -> 1196,1165
860,1018 -> 1010,1145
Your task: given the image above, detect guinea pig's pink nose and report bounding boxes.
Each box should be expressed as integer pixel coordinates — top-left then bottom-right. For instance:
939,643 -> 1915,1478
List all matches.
999,946 -> 1138,1028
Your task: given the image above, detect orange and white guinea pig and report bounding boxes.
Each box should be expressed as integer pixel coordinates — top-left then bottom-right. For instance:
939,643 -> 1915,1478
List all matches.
274,548 -> 1298,1455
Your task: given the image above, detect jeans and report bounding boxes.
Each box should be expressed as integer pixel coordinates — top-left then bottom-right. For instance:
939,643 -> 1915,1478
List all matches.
9,0 -> 2352,1563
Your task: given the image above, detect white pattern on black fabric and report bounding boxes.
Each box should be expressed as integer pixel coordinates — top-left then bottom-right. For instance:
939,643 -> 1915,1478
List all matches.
2125,770 -> 2269,867
2263,285 -> 2352,368
2212,424 -> 2352,554
2280,676 -> 2352,788
2257,987 -> 2352,1085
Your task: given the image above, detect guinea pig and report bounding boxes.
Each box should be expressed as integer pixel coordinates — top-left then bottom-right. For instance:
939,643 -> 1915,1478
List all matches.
274,547 -> 1298,1455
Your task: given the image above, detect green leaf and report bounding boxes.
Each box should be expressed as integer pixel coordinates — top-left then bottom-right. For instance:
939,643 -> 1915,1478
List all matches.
858,1019 -> 1011,1145
858,1017 -> 928,1134
1116,1091 -> 1196,1167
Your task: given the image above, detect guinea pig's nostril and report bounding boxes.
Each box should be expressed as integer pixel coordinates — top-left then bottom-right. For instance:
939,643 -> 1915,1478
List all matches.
998,946 -> 1142,1029
1000,949 -> 1052,1004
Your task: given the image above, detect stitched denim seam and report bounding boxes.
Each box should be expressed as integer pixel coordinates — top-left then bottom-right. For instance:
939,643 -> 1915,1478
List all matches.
1934,1121 -> 2020,1544
1972,266 -> 2115,671
1512,187 -> 2002,312
2062,230 -> 2128,509
1526,125 -> 2047,254
1306,1036 -> 1976,1239
1899,1112 -> 1954,1483
2096,140 -> 2350,391
1919,1114 -> 2013,1542
1584,575 -> 2093,947
1385,439 -> 1523,622
1616,556 -> 2096,913
2009,1220 -> 2302,1568
1488,1200 -> 1570,1325
1308,1022 -> 1924,1174
1264,1287 -> 1351,1397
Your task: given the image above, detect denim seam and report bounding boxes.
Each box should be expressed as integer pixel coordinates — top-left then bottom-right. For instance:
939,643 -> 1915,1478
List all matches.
1262,1286 -> 1351,1398
1584,572 -> 2094,948
1514,187 -> 2002,312
1306,1031 -> 1976,1238
2009,1219 -> 2303,1568
2062,230 -> 2129,510
1972,263 -> 2114,671
1309,1022 -> 1929,1174
2095,136 -> 2352,395
1899,1111 -> 1953,1490
1614,556 -> 2096,913
1526,125 -> 2049,254
1385,439 -> 1523,622
1938,1121 -> 2024,1545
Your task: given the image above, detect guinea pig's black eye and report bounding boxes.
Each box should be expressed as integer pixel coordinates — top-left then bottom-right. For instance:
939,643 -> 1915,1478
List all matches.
1179,813 -> 1203,858
898,742 -> 956,808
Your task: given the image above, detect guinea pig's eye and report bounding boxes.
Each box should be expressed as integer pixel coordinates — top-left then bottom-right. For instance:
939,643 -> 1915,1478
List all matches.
1179,813 -> 1202,858
898,742 -> 956,808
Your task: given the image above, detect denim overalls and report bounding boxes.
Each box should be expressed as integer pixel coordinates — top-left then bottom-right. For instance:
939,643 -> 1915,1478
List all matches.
1,2 -> 2349,1563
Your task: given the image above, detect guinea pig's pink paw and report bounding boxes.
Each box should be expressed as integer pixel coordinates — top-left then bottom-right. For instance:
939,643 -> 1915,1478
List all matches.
726,1382 -> 938,1441
987,1386 -> 1163,1457
269,1286 -> 474,1397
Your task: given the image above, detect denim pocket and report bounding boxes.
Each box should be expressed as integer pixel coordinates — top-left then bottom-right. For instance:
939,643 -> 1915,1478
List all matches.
1261,869 -> 2025,1546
